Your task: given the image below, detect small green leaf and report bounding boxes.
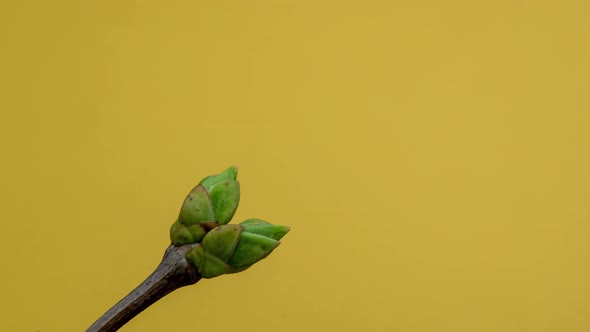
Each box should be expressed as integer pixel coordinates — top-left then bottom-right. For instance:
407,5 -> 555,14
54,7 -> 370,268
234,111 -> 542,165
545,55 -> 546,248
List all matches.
179,185 -> 214,225
228,232 -> 280,268
200,166 -> 238,191
209,181 -> 240,225
170,221 -> 193,245
240,219 -> 290,240
186,245 -> 205,272
201,252 -> 231,278
202,224 -> 242,262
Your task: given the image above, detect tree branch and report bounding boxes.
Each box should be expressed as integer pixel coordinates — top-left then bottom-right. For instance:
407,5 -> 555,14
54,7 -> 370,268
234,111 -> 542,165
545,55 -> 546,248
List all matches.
87,244 -> 201,332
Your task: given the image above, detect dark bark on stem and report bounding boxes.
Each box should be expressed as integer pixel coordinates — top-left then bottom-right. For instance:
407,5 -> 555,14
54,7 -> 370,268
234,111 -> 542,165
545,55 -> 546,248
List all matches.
87,244 -> 201,332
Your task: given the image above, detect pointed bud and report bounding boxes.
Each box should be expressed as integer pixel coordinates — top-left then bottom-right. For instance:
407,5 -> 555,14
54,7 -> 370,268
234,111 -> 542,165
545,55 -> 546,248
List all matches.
185,220 -> 290,278
170,166 -> 241,245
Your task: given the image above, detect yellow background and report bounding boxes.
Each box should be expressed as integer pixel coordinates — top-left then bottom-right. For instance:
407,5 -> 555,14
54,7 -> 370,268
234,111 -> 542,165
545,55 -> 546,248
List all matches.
1,1 -> 589,331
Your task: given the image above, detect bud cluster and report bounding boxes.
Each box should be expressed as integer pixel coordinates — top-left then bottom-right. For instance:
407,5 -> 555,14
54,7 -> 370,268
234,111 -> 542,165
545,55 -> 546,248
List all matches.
169,167 -> 289,278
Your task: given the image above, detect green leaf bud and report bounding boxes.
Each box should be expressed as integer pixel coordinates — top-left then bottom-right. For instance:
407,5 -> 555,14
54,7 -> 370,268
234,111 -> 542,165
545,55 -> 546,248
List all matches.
185,220 -> 290,278
170,166 -> 241,245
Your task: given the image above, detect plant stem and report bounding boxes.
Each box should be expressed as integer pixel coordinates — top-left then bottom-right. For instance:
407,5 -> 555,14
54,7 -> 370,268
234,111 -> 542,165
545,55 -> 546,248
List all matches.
87,244 -> 201,332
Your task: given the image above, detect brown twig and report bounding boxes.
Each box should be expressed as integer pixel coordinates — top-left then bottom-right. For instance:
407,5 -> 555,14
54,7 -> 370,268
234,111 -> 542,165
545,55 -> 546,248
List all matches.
87,244 -> 201,332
